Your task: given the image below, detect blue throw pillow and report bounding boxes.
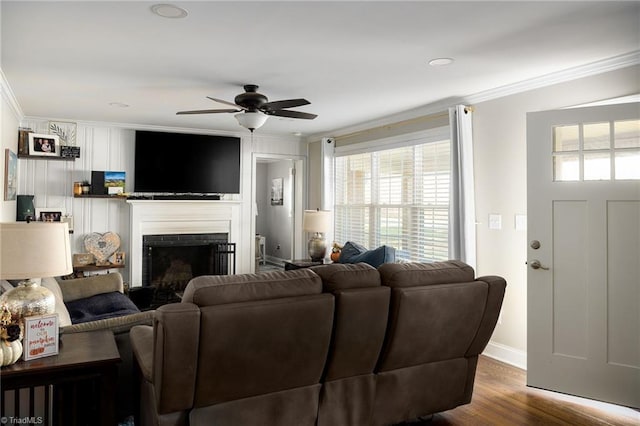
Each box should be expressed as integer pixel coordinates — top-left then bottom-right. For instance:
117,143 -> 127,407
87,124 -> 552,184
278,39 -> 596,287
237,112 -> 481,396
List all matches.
338,241 -> 368,263
339,241 -> 396,268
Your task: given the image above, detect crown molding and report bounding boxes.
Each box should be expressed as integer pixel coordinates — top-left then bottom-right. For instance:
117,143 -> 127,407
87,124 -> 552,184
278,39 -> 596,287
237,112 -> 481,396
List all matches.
312,50 -> 640,141
0,68 -> 24,121
465,50 -> 640,104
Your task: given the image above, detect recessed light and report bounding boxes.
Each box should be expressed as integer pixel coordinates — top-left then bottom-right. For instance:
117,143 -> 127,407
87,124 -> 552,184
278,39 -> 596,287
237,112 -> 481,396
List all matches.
151,4 -> 189,19
109,102 -> 130,108
429,58 -> 454,66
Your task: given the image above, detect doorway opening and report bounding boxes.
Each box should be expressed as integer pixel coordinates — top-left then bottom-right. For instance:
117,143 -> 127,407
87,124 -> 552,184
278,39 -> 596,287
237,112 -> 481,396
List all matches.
253,156 -> 305,272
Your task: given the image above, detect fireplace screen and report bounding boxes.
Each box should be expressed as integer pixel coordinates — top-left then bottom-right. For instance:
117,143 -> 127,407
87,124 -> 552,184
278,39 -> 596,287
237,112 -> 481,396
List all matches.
142,233 -> 232,291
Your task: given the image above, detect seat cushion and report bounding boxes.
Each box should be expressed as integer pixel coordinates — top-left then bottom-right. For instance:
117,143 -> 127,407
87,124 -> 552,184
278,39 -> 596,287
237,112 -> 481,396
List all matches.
65,291 -> 140,324
338,242 -> 395,268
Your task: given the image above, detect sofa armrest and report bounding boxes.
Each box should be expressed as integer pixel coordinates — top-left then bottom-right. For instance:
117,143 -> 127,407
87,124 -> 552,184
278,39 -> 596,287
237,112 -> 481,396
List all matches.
61,310 -> 154,335
466,275 -> 507,356
57,273 -> 124,302
131,325 -> 154,382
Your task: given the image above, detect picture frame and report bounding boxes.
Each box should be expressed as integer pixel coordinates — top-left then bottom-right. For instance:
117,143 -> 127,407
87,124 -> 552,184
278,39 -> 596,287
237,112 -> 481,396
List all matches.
110,251 -> 125,265
271,177 -> 283,206
28,133 -> 60,157
36,207 -> 66,222
4,149 -> 17,201
23,314 -> 59,361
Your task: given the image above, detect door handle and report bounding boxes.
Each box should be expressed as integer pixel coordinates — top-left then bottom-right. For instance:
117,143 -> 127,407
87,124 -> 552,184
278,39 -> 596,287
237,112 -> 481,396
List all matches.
527,260 -> 549,270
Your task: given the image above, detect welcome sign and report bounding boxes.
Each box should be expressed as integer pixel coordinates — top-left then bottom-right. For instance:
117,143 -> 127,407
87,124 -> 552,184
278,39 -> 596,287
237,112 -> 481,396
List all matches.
23,314 -> 59,361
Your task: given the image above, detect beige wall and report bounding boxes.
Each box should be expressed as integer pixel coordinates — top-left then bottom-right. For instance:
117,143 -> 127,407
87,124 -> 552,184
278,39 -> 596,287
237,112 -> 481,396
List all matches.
0,89 -> 20,221
474,64 -> 639,363
308,64 -> 640,366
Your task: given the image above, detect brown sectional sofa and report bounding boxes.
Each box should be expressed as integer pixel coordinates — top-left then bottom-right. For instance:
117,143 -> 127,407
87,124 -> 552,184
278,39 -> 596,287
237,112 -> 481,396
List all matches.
130,260 -> 506,426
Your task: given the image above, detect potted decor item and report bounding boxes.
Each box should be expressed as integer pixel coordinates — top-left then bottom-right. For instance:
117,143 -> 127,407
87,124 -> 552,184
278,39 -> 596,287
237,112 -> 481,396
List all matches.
0,303 -> 23,367
330,242 -> 343,263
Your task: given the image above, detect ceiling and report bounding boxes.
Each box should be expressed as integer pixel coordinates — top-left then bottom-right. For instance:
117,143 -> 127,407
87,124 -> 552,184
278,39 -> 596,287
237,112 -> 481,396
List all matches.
2,1 -> 639,137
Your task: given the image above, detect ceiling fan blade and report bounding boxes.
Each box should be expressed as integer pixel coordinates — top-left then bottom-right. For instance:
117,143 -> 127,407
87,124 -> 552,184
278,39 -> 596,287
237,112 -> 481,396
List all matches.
206,96 -> 247,110
176,108 -> 240,115
262,98 -> 310,110
267,110 -> 318,120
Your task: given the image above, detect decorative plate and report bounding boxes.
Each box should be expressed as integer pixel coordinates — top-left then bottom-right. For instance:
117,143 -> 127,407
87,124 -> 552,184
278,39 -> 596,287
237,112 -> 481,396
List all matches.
84,232 -> 121,263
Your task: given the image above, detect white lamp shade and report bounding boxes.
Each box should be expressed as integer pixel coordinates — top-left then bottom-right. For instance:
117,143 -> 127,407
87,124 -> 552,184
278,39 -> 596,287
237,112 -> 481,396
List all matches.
0,222 -> 72,279
303,210 -> 331,233
235,111 -> 268,131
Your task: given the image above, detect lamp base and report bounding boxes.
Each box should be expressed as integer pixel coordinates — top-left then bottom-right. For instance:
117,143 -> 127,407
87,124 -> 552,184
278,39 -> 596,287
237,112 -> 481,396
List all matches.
308,234 -> 327,262
0,278 -> 56,322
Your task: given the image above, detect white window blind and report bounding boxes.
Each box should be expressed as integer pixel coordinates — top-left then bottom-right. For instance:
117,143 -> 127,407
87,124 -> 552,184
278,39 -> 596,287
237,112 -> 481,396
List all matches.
334,138 -> 450,262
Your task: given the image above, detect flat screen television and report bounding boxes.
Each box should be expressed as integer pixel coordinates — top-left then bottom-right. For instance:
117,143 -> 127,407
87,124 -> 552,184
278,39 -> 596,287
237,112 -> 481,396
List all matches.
134,130 -> 241,194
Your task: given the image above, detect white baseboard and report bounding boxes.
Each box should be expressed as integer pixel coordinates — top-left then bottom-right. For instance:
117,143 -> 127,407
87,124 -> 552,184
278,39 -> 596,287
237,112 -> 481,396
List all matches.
482,340 -> 527,370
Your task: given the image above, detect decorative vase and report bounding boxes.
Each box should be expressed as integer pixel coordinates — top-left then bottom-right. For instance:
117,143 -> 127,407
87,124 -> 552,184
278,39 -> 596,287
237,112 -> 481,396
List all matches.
0,279 -> 56,322
1,339 -> 23,367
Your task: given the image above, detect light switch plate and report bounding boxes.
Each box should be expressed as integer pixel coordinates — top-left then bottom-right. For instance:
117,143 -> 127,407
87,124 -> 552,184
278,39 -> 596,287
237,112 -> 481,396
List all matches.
489,214 -> 502,230
515,214 -> 527,231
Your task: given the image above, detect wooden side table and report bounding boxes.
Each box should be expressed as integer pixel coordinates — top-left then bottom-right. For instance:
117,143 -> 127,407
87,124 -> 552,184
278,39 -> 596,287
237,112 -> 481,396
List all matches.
1,330 -> 121,426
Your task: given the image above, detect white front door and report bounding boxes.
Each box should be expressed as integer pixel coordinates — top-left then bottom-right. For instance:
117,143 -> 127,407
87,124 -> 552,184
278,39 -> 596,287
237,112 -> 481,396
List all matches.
527,103 -> 640,408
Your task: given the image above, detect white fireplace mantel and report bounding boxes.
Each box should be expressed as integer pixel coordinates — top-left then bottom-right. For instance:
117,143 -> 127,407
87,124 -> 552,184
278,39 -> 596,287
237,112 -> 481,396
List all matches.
127,200 -> 242,287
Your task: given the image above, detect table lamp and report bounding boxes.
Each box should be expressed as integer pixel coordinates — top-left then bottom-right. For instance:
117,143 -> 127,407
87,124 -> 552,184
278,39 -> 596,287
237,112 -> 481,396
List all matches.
0,222 -> 72,322
303,209 -> 331,262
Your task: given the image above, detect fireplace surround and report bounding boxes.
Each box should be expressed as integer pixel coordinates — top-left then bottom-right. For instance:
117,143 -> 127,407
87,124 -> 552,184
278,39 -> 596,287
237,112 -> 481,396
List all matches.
127,200 -> 242,287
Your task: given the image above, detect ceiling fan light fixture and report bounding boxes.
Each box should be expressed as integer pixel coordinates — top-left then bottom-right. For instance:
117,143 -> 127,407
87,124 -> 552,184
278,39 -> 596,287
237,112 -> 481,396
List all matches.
235,112 -> 268,132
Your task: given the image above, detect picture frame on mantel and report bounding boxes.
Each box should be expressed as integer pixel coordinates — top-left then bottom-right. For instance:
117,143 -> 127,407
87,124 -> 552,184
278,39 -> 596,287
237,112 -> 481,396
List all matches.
28,133 -> 60,157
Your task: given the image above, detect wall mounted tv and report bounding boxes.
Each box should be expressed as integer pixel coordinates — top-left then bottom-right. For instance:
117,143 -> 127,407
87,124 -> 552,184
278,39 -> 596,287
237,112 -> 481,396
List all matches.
134,130 -> 241,194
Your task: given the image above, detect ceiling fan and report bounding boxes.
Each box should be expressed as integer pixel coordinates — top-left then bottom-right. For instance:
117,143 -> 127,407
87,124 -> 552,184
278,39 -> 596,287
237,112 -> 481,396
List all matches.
177,84 -> 318,132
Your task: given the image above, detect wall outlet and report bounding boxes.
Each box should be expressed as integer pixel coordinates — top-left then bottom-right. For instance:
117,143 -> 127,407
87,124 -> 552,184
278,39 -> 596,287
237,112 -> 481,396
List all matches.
276,244 -> 281,250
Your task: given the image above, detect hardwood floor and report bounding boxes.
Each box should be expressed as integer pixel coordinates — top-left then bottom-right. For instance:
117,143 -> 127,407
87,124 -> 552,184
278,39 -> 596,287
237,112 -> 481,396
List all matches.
427,356 -> 639,426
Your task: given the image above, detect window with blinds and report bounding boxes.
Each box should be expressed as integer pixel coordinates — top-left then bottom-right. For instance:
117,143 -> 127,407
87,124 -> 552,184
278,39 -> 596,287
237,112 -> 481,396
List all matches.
334,139 -> 450,262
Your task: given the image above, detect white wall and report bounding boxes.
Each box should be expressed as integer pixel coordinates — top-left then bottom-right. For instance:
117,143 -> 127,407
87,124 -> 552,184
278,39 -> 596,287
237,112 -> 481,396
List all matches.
16,118 -> 305,280
0,81 -> 21,221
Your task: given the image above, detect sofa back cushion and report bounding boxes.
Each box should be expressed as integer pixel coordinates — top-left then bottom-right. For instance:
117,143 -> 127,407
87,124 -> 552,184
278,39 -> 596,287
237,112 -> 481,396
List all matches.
311,263 -> 389,381
57,272 -> 124,302
182,269 -> 322,306
310,262 -> 381,291
378,260 -> 474,288
194,293 -> 334,407
377,261 -> 486,371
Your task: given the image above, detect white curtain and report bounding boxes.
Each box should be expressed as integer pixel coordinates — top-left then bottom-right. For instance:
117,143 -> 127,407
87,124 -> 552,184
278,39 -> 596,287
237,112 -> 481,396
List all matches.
448,105 -> 477,269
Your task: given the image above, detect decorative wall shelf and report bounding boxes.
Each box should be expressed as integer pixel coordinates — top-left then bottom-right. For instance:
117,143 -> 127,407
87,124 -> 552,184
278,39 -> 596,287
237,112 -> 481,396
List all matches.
18,154 -> 75,161
72,264 -> 125,272
73,195 -> 127,200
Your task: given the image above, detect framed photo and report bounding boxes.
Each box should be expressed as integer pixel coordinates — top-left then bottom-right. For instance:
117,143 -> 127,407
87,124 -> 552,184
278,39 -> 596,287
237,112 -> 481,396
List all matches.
271,177 -> 283,206
36,207 -> 65,222
28,133 -> 60,157
23,314 -> 59,361
110,251 -> 125,265
4,149 -> 17,201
